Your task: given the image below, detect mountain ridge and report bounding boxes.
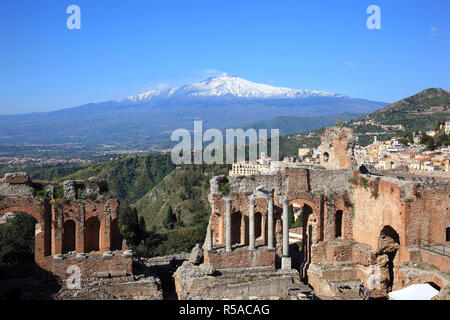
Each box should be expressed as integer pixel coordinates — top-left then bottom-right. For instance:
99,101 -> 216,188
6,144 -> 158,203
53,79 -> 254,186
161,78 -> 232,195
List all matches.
0,74 -> 387,147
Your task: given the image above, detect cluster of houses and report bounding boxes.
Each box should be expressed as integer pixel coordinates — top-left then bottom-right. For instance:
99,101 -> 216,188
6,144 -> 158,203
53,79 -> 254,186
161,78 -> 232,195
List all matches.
355,134 -> 450,173
229,120 -> 450,177
0,212 -> 16,224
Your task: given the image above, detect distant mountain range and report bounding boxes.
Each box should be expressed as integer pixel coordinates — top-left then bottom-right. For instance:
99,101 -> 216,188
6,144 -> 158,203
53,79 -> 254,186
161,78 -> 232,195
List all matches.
0,73 -> 387,147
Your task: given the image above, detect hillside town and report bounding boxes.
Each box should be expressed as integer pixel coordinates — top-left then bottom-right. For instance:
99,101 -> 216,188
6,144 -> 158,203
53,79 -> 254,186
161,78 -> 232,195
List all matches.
229,120 -> 450,177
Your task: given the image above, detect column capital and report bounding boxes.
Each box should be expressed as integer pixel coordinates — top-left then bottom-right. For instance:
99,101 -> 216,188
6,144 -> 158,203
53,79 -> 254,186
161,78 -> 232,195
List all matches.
278,195 -> 288,205
223,197 -> 231,204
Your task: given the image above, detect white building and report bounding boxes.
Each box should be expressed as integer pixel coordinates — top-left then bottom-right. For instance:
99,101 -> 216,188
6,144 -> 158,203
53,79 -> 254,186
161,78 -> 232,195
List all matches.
445,120 -> 450,135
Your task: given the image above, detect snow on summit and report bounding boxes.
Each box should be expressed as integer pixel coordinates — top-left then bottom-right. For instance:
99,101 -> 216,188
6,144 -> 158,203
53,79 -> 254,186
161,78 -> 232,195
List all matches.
118,73 -> 344,104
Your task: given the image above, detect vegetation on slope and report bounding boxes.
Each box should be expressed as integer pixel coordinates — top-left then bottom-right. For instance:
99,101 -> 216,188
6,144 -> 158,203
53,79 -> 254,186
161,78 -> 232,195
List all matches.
346,88 -> 450,145
0,213 -> 36,265
62,154 -> 176,203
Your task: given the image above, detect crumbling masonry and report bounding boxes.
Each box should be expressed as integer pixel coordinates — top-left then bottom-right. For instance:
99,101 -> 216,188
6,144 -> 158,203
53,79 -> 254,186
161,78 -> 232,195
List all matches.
0,174 -> 163,299
175,126 -> 450,300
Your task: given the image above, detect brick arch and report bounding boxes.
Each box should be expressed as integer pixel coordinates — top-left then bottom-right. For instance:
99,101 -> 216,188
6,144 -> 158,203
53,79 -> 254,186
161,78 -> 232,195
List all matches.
288,199 -> 319,215
0,206 -> 42,224
0,201 -> 52,271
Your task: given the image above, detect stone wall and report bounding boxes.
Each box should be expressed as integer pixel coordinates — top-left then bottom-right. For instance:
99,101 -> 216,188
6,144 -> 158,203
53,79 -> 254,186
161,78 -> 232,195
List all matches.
204,247 -> 275,269
52,253 -> 133,280
0,173 -> 127,283
318,126 -> 356,170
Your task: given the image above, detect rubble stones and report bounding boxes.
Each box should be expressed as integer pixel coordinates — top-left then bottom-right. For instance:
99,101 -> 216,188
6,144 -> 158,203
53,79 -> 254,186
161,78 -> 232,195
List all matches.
199,263 -> 215,276
189,244 -> 204,265
4,172 -> 30,184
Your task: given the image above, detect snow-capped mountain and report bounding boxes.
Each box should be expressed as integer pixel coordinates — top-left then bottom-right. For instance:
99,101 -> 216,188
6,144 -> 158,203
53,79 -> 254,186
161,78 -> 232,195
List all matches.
0,74 -> 387,146
117,73 -> 345,105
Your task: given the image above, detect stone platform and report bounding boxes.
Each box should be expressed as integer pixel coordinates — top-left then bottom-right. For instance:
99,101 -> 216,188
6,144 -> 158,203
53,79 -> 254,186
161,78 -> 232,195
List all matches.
174,261 -> 304,300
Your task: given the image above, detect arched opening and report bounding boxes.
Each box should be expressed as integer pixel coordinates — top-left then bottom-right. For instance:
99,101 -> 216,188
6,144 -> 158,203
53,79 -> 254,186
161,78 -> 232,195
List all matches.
323,152 -> 329,162
377,226 -> 400,291
63,220 -> 76,254
335,210 -> 343,239
85,217 -> 100,252
0,211 -> 37,279
110,219 -> 122,251
255,212 -> 262,241
446,227 -> 450,242
359,165 -> 369,175
302,204 -> 314,263
231,212 -> 242,245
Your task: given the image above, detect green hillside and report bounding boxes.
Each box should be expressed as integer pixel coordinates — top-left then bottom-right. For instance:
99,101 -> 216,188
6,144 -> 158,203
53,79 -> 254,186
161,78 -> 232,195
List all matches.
63,154 -> 176,203
346,88 -> 450,145
134,164 -> 229,231
242,112 -> 363,136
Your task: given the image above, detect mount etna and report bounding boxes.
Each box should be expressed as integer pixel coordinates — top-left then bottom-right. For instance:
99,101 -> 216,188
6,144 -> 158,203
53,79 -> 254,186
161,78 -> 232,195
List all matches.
0,73 -> 386,148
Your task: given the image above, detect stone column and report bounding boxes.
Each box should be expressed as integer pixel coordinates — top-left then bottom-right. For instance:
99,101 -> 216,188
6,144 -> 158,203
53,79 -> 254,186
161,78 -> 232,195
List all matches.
225,198 -> 232,252
205,226 -> 213,251
267,196 -> 274,250
249,197 -> 255,250
281,196 -> 291,269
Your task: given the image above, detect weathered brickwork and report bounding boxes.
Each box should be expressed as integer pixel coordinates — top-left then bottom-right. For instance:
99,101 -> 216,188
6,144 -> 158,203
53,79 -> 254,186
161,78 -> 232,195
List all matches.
197,126 -> 450,299
204,247 -> 275,269
52,253 -> 133,279
0,174 -> 129,282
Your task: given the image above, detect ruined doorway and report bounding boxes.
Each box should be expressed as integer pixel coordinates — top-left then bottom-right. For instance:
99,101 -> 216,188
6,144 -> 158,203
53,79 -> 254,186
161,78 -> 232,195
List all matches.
63,220 -> 76,253
446,227 -> 450,242
110,218 -> 122,251
0,211 -> 37,279
335,210 -> 343,239
376,226 -> 400,292
255,212 -> 262,241
85,217 -> 100,252
302,204 -> 314,264
231,212 -> 242,245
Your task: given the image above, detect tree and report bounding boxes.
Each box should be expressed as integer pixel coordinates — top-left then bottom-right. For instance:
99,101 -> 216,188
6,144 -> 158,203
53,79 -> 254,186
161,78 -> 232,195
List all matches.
0,212 -> 36,265
118,202 -> 144,248
288,205 -> 295,227
162,205 -> 177,230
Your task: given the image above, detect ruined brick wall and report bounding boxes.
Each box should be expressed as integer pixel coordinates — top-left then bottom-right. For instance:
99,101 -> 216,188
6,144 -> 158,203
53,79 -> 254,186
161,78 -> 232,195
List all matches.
318,126 -> 356,170
351,177 -> 406,258
204,248 -> 275,269
0,197 -> 53,273
309,168 -> 352,195
52,254 -> 133,280
51,198 -> 120,255
351,175 -> 450,262
208,193 -> 282,248
0,173 -> 126,281
407,187 -> 450,246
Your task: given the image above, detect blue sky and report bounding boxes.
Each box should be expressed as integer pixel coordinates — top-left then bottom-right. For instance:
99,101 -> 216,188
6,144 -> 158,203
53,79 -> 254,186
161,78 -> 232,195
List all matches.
0,0 -> 449,114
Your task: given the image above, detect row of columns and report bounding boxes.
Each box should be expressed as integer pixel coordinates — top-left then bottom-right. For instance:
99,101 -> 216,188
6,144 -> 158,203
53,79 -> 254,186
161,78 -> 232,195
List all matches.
220,195 -> 291,269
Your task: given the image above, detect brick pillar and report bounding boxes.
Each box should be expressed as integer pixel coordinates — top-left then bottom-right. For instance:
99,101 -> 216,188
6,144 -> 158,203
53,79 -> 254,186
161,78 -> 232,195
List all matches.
52,205 -> 63,255
76,201 -> 85,253
267,197 -> 274,250
249,197 -> 255,250
224,198 -> 232,252
102,200 -> 112,253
